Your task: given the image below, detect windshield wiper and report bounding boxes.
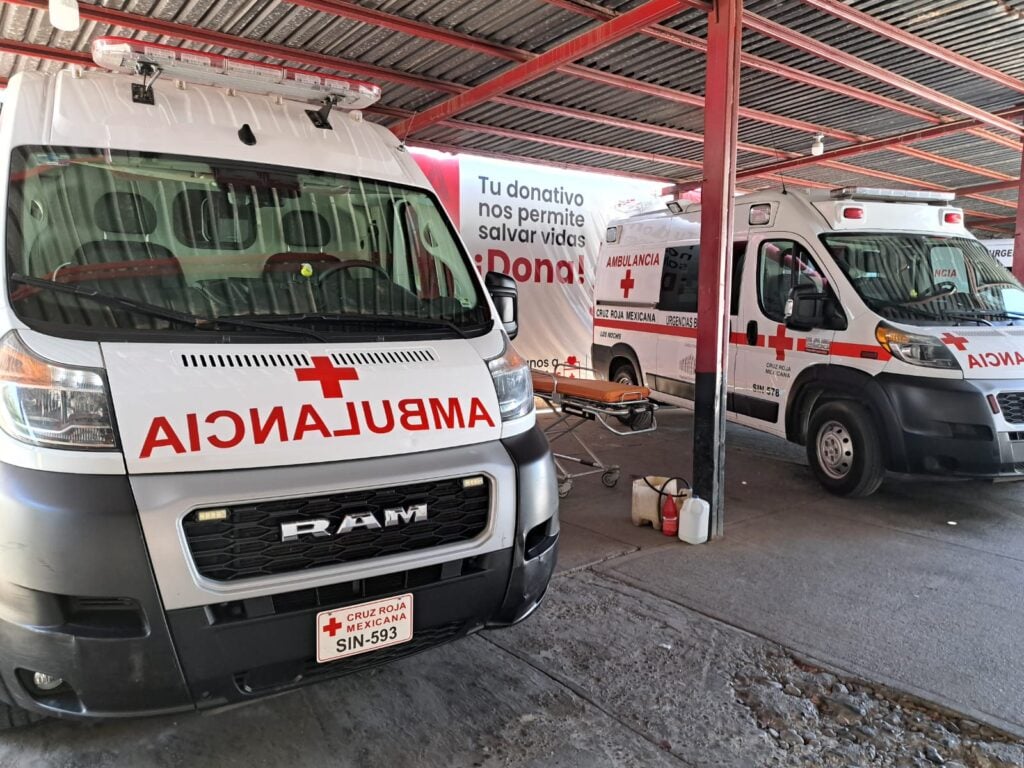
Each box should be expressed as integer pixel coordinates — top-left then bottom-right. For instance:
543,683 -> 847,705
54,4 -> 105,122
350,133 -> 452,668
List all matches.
10,274 -> 328,342
257,312 -> 492,339
869,298 -> 997,326
871,299 -> 955,322
936,307 -> 1024,325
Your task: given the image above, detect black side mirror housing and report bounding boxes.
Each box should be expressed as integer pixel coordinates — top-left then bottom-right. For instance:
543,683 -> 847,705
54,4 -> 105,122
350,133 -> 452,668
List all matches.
485,271 -> 519,339
785,284 -> 825,331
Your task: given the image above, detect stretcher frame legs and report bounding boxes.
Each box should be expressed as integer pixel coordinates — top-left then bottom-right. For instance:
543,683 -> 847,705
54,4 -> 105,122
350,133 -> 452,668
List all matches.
543,408 -> 622,498
533,364 -> 658,498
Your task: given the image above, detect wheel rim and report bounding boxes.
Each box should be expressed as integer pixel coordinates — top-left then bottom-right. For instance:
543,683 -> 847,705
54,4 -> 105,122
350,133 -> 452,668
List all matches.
615,371 -> 636,385
816,420 -> 854,480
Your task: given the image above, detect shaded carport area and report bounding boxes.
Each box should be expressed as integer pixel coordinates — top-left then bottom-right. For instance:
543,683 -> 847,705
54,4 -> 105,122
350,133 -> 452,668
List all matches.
3,0 -> 1024,765
5,417 -> 1024,766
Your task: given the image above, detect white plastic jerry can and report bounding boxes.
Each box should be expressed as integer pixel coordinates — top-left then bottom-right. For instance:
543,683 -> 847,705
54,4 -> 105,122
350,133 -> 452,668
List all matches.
631,476 -> 680,530
678,496 -> 710,545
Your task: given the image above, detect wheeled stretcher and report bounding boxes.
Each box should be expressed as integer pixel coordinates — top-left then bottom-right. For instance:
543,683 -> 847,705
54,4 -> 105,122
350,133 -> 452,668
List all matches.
531,366 -> 657,498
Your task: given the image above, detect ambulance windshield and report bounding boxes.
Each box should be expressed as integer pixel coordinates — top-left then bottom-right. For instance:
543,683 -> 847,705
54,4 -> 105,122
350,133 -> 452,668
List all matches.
6,146 -> 489,339
821,233 -> 1024,324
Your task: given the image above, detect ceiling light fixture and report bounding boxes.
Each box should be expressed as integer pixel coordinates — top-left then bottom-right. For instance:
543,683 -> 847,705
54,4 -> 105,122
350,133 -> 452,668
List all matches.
48,0 -> 80,32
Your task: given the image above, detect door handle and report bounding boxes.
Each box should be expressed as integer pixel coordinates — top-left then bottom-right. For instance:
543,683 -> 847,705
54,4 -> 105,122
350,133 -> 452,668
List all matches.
746,320 -> 758,346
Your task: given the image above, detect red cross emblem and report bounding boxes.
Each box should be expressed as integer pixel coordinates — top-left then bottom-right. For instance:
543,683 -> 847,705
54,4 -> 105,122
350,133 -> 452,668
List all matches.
767,324 -> 795,361
322,616 -> 344,638
939,332 -> 969,351
620,269 -> 635,299
295,356 -> 359,398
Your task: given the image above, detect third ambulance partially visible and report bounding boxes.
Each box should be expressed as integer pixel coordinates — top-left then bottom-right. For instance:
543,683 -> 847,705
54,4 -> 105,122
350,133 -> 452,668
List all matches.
593,187 -> 1024,497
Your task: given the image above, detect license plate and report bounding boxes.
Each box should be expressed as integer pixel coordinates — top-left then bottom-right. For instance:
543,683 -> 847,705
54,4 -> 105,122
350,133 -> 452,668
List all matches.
316,593 -> 414,664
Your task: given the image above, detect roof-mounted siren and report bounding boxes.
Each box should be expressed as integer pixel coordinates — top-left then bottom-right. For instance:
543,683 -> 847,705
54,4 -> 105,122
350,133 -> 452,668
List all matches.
829,187 -> 955,206
91,37 -> 381,128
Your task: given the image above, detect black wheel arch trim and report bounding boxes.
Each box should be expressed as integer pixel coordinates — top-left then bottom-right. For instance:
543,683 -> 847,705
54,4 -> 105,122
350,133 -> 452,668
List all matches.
785,364 -> 908,472
608,343 -> 643,384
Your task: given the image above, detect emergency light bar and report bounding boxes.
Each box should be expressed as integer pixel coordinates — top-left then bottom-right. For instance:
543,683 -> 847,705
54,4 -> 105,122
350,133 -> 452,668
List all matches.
829,187 -> 955,204
91,37 -> 381,110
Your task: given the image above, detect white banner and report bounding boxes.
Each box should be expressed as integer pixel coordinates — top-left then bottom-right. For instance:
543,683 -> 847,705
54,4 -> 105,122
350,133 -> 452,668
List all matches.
414,150 -> 665,372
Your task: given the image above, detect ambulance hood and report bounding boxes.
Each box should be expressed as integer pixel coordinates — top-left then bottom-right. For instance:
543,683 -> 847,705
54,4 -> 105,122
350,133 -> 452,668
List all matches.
917,325 -> 1024,380
102,340 -> 502,474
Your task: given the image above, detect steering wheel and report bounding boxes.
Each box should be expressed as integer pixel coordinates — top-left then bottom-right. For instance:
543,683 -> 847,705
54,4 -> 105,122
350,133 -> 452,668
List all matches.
314,259 -> 391,284
909,281 -> 957,303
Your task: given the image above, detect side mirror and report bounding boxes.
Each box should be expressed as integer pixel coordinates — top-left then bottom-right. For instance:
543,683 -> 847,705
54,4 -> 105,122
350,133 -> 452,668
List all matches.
485,271 -> 519,339
785,284 -> 825,331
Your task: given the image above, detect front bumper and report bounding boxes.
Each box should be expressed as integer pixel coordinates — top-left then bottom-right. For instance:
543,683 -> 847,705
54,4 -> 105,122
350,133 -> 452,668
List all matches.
877,373 -> 1024,477
0,428 -> 557,719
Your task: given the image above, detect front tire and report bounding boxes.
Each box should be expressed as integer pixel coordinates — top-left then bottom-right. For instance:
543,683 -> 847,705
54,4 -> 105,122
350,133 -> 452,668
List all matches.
610,362 -> 650,429
610,361 -> 638,386
806,401 -> 885,497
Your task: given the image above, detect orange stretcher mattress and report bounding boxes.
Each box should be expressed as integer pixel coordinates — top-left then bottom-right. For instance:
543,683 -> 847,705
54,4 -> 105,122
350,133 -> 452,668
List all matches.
531,370 -> 650,404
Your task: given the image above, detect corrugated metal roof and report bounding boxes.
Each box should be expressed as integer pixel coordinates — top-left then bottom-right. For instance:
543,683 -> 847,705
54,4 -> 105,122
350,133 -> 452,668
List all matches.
0,0 -> 1019,232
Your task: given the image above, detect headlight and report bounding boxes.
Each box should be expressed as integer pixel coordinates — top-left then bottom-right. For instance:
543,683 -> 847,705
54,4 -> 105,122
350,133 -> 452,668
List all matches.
874,323 -> 960,370
487,342 -> 533,421
0,332 -> 117,449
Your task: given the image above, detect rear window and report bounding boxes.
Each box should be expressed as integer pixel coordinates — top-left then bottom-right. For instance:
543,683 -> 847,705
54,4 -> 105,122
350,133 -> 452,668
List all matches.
172,189 -> 257,250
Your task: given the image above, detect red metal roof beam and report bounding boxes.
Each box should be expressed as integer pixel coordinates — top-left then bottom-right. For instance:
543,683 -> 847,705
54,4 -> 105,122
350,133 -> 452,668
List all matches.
533,0 -> 1021,154
291,0 -> 972,151
0,38 -> 91,68
1,1 -> 1011,192
407,140 -> 679,185
737,107 -> 1024,181
1014,138 -> 1024,283
797,0 -> 1024,97
287,0 -> 531,62
5,0 -> 1004,185
955,178 -> 1021,197
391,0 -> 693,138
743,12 -> 1024,138
3,0 -> 460,95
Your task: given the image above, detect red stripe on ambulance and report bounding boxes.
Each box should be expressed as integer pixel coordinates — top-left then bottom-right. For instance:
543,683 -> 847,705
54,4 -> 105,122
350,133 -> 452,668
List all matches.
593,318 -> 889,361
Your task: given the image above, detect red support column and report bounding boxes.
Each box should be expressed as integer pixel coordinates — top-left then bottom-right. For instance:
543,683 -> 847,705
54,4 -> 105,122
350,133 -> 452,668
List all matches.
1014,141 -> 1024,285
693,0 -> 742,539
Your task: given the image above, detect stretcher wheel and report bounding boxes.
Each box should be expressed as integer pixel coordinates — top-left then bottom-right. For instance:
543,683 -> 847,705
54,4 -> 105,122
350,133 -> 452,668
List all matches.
601,469 -> 620,488
558,478 -> 574,498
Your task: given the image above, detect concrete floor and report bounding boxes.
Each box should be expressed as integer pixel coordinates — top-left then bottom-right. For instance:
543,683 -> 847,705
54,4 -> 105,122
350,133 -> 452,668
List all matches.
3,410 -> 1024,766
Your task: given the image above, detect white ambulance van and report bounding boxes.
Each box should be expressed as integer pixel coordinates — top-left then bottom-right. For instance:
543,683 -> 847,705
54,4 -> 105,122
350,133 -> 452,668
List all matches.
593,186 -> 1024,497
0,38 -> 558,727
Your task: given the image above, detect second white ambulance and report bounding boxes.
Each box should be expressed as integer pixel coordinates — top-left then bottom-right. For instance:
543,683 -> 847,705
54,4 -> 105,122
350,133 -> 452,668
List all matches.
593,187 -> 1024,497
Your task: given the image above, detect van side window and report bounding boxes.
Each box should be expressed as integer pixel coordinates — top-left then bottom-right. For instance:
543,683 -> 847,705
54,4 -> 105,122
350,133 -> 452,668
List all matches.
757,240 -> 827,323
657,243 -> 745,314
731,241 -> 746,316
659,245 -> 699,312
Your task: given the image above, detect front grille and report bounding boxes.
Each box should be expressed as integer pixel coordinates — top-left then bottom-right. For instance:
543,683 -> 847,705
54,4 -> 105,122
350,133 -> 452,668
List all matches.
998,392 -> 1024,424
183,477 -> 490,581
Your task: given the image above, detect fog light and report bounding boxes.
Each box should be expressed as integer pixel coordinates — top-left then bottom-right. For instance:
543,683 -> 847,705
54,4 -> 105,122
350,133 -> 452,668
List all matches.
32,672 -> 64,691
